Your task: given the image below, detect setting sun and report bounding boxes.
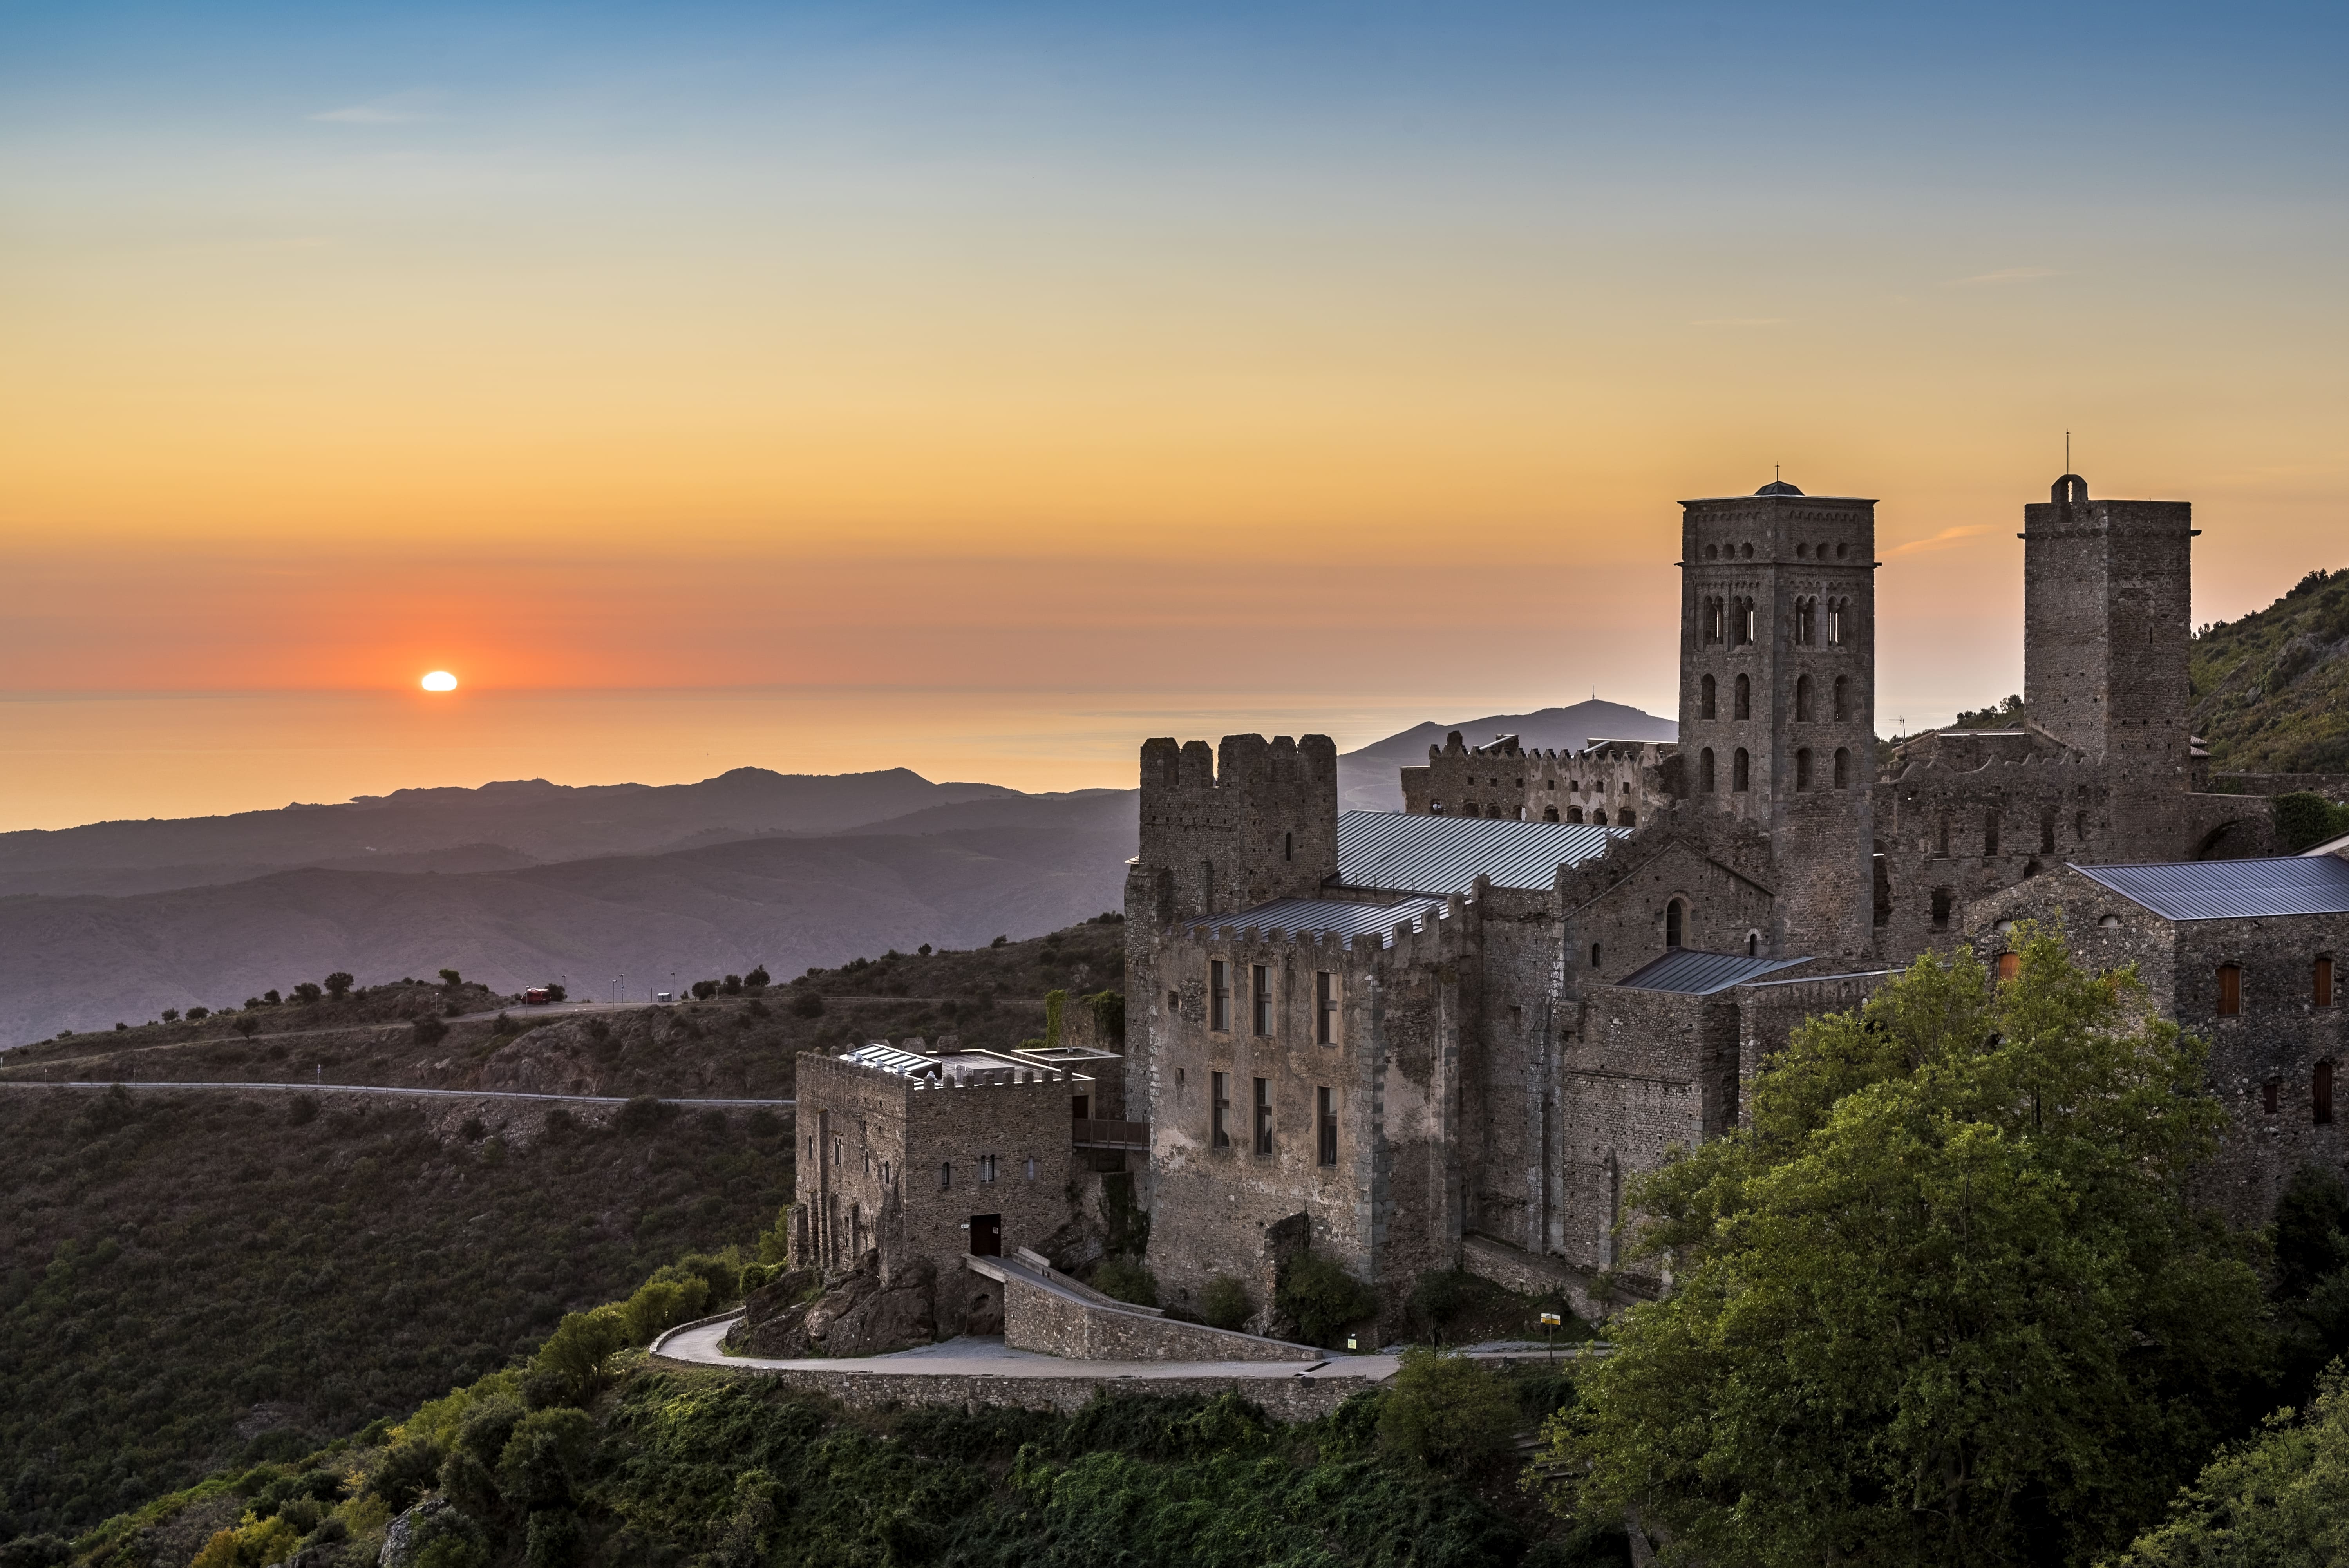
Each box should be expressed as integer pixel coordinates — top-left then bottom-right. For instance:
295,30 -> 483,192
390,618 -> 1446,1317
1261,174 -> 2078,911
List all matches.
420,671 -> 458,692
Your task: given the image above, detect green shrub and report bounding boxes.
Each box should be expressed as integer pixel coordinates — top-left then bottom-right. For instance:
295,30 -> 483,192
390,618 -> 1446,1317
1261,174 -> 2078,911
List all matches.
529,1307 -> 630,1407
1092,1255 -> 1159,1307
620,1276 -> 709,1344
2277,791 -> 2349,852
1199,1275 -> 1251,1331
1378,1347 -> 1523,1471
1408,1267 -> 1478,1341
498,1408 -> 595,1510
1277,1250 -> 1378,1347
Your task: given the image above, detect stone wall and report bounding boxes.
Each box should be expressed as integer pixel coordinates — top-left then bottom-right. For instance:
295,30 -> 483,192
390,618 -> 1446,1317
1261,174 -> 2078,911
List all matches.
1732,969 -> 1897,1127
976,1258 -> 1322,1363
1554,985 -> 1722,1275
648,1354 -> 1380,1421
1407,732 -> 1671,827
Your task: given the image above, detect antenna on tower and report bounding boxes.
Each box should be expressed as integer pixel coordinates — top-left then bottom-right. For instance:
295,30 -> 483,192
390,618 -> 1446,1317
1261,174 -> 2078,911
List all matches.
2065,431 -> 2071,472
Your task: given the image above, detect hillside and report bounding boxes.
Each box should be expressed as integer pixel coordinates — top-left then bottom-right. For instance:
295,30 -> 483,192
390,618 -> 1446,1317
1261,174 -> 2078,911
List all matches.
0,919 -> 1130,1097
0,767 -> 1022,901
1337,701 -> 1676,811
0,1085 -> 792,1543
0,795 -> 1138,1045
2191,566 -> 2349,774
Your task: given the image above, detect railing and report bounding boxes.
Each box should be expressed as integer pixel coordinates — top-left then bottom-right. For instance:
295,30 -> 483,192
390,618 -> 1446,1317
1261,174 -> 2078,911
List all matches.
1072,1118 -> 1149,1150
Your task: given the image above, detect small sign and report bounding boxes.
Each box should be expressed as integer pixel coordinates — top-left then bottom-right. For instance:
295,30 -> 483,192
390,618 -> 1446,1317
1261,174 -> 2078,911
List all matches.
1540,1312 -> 1562,1327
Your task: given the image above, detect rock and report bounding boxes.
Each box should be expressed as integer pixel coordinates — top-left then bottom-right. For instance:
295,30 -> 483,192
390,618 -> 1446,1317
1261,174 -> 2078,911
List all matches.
378,1499 -> 449,1567
722,1256 -> 935,1357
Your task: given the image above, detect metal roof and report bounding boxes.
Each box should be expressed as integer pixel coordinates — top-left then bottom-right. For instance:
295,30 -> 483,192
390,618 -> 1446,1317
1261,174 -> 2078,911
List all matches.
841,1042 -> 941,1077
1614,949 -> 1812,995
2071,857 -> 2349,921
1179,894 -> 1446,942
1334,810 -> 1624,896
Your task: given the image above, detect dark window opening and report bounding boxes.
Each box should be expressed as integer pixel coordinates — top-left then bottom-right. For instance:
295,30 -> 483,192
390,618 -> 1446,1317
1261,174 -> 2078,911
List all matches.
1733,748 -> 1750,792
1873,849 -> 1892,928
1700,747 -> 1716,792
940,1161 -> 952,1190
1210,960 -> 1230,1032
1746,931 -> 1760,957
1796,748 -> 1814,791
1734,673 -> 1751,720
1700,673 -> 1717,718
1832,675 -> 1850,721
1593,809 -> 1609,825
1544,805 -> 1560,821
1253,1077 -> 1273,1155
1168,988 -> 1180,1012
2264,1077 -> 2280,1116
2040,811 -> 2057,854
1567,807 -> 1584,822
1834,746 -> 1851,789
1317,1087 -> 1338,1166
1071,1094 -> 1089,1120
1618,809 -> 1634,827
2316,957 -> 2334,1008
1211,1072 -> 1230,1148
1590,942 -> 1602,968
1937,813 -> 1952,857
1930,888 -> 1953,930
1984,811 -> 2001,856
1284,830 -> 1293,862
2217,964 -> 2242,1016
2317,1061 -> 2335,1126
1796,673 -> 1814,721
1251,964 -> 1272,1036
1665,901 -> 1684,948
969,1213 -> 1001,1257
1316,970 -> 1338,1044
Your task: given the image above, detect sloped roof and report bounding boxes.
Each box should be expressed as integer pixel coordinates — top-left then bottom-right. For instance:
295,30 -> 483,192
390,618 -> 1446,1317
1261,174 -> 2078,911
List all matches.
2072,857 -> 2349,921
1334,810 -> 1624,896
1178,894 -> 1445,942
1615,949 -> 1811,995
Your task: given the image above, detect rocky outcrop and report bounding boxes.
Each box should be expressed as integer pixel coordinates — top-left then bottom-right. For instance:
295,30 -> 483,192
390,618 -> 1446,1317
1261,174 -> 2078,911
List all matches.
723,1256 -> 936,1358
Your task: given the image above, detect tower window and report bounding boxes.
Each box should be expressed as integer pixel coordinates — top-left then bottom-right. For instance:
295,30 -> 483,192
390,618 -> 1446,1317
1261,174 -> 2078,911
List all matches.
1746,931 -> 1761,957
2041,810 -> 2057,854
1251,964 -> 1272,1036
1930,888 -> 1952,930
2318,1061 -> 2336,1126
1704,597 -> 1725,644
2265,1077 -> 2280,1116
1284,831 -> 1293,862
1593,809 -> 1609,825
1734,674 -> 1751,720
1796,674 -> 1814,722
1826,598 -> 1847,646
1665,900 -> 1684,948
1544,806 -> 1559,822
1984,811 -> 2001,856
1317,1087 -> 1338,1166
1795,597 -> 1816,645
1253,1077 -> 1273,1155
2216,964 -> 2242,1016
1738,599 -> 1757,645
2318,956 -> 2335,1008
1834,747 -> 1851,789
1210,960 -> 1230,1032
1833,675 -> 1850,721
1732,748 -> 1750,792
1700,673 -> 1717,719
1316,971 -> 1339,1045
1211,1072 -> 1230,1148
1590,942 -> 1602,968
1700,747 -> 1716,792
1567,807 -> 1583,823
1796,748 -> 1813,791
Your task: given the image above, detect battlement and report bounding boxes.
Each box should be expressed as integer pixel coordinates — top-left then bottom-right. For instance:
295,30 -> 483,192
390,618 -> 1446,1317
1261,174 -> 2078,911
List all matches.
1162,886 -> 1481,966
1132,732 -> 1339,924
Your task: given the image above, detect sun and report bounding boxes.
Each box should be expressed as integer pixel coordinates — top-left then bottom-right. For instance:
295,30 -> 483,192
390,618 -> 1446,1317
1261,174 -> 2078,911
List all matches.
420,671 -> 458,692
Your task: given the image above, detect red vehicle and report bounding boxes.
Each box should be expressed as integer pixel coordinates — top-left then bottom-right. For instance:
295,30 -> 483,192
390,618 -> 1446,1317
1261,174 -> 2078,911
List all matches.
521,987 -> 552,1005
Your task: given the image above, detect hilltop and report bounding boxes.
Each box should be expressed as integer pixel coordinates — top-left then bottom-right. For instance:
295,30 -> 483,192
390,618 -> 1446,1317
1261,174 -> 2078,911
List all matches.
2190,566 -> 2349,774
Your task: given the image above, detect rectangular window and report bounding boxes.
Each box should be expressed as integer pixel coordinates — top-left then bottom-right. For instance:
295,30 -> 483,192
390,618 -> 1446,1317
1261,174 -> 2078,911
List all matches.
2318,1061 -> 2336,1127
1930,888 -> 1953,930
1167,988 -> 1180,1012
1211,1072 -> 1230,1148
980,1154 -> 996,1184
1996,952 -> 2020,983
2217,964 -> 2242,1016
1317,1086 -> 1337,1166
1252,964 -> 1272,1036
2318,957 -> 2335,1008
2264,1078 -> 2280,1116
1210,961 -> 1230,1032
940,1161 -> 951,1190
1253,1077 -> 1273,1155
1315,971 -> 1339,1045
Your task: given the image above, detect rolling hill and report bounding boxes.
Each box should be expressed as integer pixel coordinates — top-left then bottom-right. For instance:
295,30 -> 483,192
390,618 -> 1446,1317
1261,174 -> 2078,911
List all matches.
2191,566 -> 2349,775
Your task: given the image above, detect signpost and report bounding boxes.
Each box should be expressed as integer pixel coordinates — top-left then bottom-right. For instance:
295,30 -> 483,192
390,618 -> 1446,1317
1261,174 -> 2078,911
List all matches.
1540,1310 -> 1562,1363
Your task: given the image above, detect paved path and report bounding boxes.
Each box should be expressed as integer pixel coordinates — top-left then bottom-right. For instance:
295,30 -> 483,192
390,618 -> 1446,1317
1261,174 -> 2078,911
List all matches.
655,1313 -> 1606,1383
0,1080 -> 791,1108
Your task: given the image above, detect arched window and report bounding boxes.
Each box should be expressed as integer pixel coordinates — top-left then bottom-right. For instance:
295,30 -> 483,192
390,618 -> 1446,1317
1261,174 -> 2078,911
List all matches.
1589,942 -> 1602,968
1739,598 -> 1758,645
1984,810 -> 2001,856
1515,805 -> 1526,820
940,1161 -> 953,1190
1794,597 -> 1815,644
1833,747 -> 1850,789
1826,598 -> 1847,646
1734,674 -> 1751,720
1930,888 -> 1953,930
1567,807 -> 1584,823
2216,964 -> 2242,1016
1796,674 -> 1814,722
1796,748 -> 1813,790
1665,901 -> 1684,948
1746,931 -> 1760,956
1543,806 -> 1559,822
1700,673 -> 1717,718
1833,675 -> 1850,721
1284,830 -> 1293,862
1700,747 -> 1716,792
1732,748 -> 1750,792
1593,809 -> 1609,825
1996,952 -> 2020,983
1618,809 -> 1635,827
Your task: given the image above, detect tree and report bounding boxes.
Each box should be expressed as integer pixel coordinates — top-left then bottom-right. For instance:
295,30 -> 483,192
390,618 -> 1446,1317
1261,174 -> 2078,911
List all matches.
161,1009 -> 180,1023
291,982 -> 323,1004
544,982 -> 567,1002
323,971 -> 354,1000
439,968 -> 464,988
744,965 -> 770,988
186,1006 -> 210,1021
2114,1366 -> 2349,1566
1535,929 -> 2268,1568
234,1016 -> 260,1040
1276,1250 -> 1378,1348
1379,1348 -> 1521,1470
692,980 -> 719,1001
262,989 -> 281,1004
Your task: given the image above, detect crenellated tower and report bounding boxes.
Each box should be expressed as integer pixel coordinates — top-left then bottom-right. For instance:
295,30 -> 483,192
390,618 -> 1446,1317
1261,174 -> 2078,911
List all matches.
1676,479 -> 1877,958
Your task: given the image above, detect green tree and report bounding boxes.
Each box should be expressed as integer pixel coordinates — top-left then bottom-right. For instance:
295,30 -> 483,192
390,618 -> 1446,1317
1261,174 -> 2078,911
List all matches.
323,971 -> 354,1000
291,982 -> 323,1004
439,968 -> 464,988
1378,1348 -> 1522,1470
1535,929 -> 2268,1568
528,1307 -> 630,1407
2274,792 -> 2349,853
2115,1365 -> 2349,1566
1275,1250 -> 1378,1347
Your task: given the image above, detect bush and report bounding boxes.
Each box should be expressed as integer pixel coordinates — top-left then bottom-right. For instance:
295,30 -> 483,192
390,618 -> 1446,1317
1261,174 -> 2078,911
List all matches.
792,988 -> 824,1018
323,972 -> 354,1000
1277,1251 -> 1378,1347
620,1276 -> 709,1344
498,1407 -> 596,1510
1408,1268 -> 1478,1341
439,969 -> 463,988
186,1006 -> 210,1021
745,965 -> 770,988
412,1015 -> 448,1047
1199,1276 -> 1251,1331
691,980 -> 719,1001
1092,1255 -> 1159,1308
2277,791 -> 2349,852
1378,1347 -> 1523,1471
614,1096 -> 671,1135
529,1307 -> 631,1407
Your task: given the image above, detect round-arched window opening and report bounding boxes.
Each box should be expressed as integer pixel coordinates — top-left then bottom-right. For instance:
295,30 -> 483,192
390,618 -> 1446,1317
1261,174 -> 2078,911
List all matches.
1745,930 -> 1761,957
1665,901 -> 1684,948
1740,542 -> 1754,558
1590,942 -> 1602,968
2098,913 -> 2121,928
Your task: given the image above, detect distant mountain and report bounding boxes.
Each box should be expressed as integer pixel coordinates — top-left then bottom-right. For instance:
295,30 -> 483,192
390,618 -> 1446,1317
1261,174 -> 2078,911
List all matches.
2190,566 -> 2349,774
1336,699 -> 1676,811
0,791 -> 1140,1045
0,767 -> 1019,899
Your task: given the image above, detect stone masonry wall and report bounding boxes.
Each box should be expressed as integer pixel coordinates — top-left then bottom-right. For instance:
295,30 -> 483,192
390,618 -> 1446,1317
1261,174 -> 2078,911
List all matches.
989,1266 -> 1321,1362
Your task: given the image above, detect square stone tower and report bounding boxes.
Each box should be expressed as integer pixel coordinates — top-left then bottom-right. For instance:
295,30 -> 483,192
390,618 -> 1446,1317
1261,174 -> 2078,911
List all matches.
2022,474 -> 2196,836
1677,480 -> 1878,958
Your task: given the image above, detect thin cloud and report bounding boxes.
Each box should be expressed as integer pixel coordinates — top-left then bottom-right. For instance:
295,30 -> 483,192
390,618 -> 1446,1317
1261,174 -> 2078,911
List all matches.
1890,524 -> 1999,555
1691,317 -> 1787,327
1946,267 -> 2060,287
309,91 -> 437,125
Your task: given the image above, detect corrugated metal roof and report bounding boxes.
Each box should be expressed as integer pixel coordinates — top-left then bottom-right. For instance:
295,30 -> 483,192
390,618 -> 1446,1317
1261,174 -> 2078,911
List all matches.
1178,894 -> 1446,942
2072,857 -> 2349,921
1334,810 -> 1624,896
1615,949 -> 1812,995
841,1042 -> 940,1077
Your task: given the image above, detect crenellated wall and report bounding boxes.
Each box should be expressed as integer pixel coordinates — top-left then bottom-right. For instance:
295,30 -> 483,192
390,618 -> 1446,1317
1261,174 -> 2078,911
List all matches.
1405,731 -> 1674,828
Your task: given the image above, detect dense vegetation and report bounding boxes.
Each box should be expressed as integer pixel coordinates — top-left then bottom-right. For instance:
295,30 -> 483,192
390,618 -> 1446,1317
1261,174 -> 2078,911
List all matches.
0,1087 -> 791,1544
2191,564 -> 2349,775
1537,931 -> 2349,1566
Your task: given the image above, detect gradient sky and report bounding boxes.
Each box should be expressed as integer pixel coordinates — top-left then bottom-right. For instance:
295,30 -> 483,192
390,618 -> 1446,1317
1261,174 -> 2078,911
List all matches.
4,2 -> 2346,829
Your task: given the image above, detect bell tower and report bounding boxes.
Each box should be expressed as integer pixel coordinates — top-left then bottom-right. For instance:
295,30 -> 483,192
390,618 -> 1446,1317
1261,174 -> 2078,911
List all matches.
1678,479 -> 1877,958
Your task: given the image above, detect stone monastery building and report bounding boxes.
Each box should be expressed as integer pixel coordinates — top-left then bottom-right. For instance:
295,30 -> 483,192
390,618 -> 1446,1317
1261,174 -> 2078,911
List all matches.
794,472 -> 2348,1340
1116,473 -> 2347,1325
